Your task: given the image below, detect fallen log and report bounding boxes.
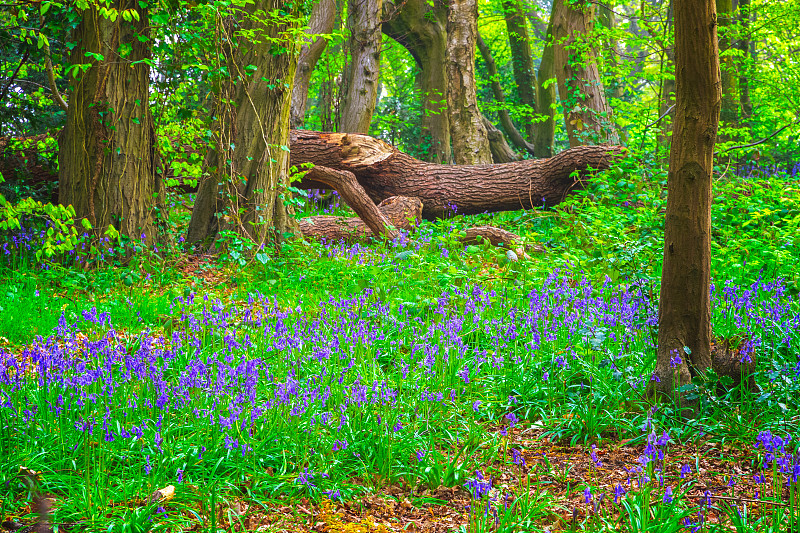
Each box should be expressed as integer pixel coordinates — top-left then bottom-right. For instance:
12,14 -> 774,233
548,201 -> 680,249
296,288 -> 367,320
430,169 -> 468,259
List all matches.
460,225 -> 545,254
3,131 -> 624,222
289,130 -> 624,219
299,196 -> 422,242
303,166 -> 400,240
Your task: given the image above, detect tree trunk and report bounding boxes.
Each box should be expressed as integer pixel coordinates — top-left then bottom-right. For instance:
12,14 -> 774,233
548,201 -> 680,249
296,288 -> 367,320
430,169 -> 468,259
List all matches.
651,0 -> 721,401
657,2 -> 675,161
716,0 -> 737,133
382,0 -> 451,163
482,116 -> 520,163
597,5 -> 624,101
552,0 -> 619,148
657,54 -> 676,161
445,0 -> 492,164
289,130 -> 622,219
319,78 -> 336,131
503,0 -> 537,142
476,33 -> 535,156
187,0 -> 299,248
340,0 -> 383,133
737,0 -> 753,124
535,11 -> 557,158
291,0 -> 337,129
58,0 -> 163,244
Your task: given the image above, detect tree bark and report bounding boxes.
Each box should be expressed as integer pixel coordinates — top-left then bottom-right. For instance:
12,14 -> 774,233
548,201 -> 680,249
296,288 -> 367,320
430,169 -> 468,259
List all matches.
657,2 -> 675,161
716,0 -> 737,133
482,116 -> 521,163
289,130 -> 623,219
340,0 -> 383,133
476,33 -> 536,157
382,0 -> 451,163
291,0 -> 337,129
460,225 -> 544,254
299,195 -> 421,242
597,4 -> 624,101
445,0 -> 492,164
58,0 -> 163,244
552,0 -> 619,148
535,12 -> 556,158
737,0 -> 753,124
651,0 -> 721,401
503,0 -> 538,143
187,0 -> 299,248
303,165 -> 398,240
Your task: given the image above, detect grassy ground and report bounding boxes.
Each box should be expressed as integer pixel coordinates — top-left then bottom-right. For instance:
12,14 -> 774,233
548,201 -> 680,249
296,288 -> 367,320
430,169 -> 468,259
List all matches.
1,157 -> 799,532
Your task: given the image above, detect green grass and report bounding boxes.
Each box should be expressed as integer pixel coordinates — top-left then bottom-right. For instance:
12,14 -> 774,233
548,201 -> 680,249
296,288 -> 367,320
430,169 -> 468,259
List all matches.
1,156 -> 799,532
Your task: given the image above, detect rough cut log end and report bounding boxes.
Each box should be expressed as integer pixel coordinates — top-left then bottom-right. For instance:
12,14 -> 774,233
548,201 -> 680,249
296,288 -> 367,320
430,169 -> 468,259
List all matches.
315,131 -> 397,168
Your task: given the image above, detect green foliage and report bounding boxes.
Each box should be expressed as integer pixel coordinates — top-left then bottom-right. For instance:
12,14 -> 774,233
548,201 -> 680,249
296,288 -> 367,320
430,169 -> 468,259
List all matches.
1,0 -> 800,531
0,190 -> 80,262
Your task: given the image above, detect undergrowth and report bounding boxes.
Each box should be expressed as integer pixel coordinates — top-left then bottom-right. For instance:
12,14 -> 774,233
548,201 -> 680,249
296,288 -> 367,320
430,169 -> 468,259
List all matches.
0,156 -> 799,532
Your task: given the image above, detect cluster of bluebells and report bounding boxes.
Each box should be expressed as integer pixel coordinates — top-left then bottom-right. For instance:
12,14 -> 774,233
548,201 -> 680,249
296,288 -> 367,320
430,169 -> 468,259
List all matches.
305,189 -> 342,215
734,161 -> 800,181
465,470 -> 493,501
584,421 -> 797,533
0,273 -> 797,503
0,218 -> 174,268
464,470 -> 503,523
755,430 -> 800,485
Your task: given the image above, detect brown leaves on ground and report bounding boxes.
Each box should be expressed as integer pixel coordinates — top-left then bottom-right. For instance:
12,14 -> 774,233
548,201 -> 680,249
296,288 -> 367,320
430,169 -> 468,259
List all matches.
153,426 -> 783,532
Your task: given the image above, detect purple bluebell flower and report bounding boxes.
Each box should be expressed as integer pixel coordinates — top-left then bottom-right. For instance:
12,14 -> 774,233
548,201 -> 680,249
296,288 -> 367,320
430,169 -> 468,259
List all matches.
590,445 -> 602,467
613,484 -> 625,504
465,471 -> 492,500
510,448 -> 525,467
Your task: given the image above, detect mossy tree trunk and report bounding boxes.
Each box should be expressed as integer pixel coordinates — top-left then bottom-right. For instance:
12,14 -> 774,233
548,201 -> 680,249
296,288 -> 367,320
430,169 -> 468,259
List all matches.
657,1 -> 675,162
737,0 -> 753,125
476,32 -> 535,157
503,0 -> 555,158
187,0 -> 299,249
651,0 -> 721,401
58,0 -> 163,244
552,0 -> 619,148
